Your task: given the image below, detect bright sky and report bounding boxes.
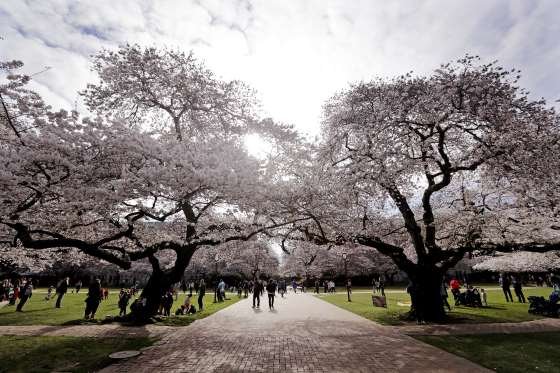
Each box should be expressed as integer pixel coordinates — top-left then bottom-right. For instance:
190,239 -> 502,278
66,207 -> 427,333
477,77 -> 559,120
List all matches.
1,0 -> 559,138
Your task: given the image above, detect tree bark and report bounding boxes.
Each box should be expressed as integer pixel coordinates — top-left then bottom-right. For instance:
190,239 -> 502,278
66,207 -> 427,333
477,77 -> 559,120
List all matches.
407,267 -> 445,322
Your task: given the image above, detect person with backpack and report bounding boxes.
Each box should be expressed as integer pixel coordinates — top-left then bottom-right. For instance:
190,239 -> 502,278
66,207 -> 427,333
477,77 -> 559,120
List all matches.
266,280 -> 277,309
55,277 -> 69,308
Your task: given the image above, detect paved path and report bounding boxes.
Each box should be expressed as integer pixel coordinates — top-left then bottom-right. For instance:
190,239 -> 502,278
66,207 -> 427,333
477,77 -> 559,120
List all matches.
395,317 -> 560,336
101,294 -> 490,373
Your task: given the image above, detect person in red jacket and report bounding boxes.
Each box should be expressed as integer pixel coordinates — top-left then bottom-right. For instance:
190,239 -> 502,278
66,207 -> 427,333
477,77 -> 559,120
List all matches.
449,278 -> 461,300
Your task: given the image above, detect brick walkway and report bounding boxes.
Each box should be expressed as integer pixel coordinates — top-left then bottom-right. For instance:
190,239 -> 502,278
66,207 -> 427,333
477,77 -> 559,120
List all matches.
101,294 -> 490,373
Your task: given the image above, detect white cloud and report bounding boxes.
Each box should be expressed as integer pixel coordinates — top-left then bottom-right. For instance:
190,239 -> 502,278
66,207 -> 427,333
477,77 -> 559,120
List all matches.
1,0 -> 559,136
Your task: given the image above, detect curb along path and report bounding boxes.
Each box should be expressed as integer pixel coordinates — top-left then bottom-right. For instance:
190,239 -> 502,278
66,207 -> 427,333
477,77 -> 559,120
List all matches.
393,317 -> 560,336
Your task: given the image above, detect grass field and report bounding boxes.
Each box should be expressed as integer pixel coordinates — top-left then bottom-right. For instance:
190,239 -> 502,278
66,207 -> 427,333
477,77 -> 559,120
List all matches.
316,286 -> 553,325
416,332 -> 560,373
0,335 -> 154,373
0,289 -> 240,326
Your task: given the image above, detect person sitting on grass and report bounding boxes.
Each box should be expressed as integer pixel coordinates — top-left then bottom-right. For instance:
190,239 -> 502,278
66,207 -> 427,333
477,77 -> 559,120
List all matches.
176,295 -> 197,315
462,286 -> 482,307
118,288 -> 131,316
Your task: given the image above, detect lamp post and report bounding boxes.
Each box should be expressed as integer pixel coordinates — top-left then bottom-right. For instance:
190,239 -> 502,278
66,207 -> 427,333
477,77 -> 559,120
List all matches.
213,254 -> 219,303
343,252 -> 351,302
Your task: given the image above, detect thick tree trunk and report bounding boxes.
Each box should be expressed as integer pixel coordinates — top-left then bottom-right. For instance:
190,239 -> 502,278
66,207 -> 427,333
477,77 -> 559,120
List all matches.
129,248 -> 195,322
408,268 -> 445,322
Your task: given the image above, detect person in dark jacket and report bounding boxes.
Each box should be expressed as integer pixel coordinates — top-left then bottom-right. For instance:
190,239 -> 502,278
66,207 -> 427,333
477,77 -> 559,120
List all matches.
162,291 -> 174,316
253,280 -> 263,308
197,279 -> 206,312
16,280 -> 33,312
512,276 -> 526,303
84,279 -> 102,319
55,277 -> 69,308
266,280 -> 277,309
118,289 -> 131,316
500,274 -> 514,302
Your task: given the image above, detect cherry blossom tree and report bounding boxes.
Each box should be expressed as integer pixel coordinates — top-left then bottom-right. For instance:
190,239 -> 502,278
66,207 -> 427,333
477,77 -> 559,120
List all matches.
473,251 -> 560,273
186,241 -> 279,280
277,56 -> 560,321
0,48 -> 301,320
281,242 -> 396,280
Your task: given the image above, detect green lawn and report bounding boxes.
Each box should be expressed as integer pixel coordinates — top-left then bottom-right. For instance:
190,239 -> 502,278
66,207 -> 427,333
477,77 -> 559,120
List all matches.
416,332 -> 560,373
0,335 -> 154,373
316,287 -> 553,325
0,289 -> 240,326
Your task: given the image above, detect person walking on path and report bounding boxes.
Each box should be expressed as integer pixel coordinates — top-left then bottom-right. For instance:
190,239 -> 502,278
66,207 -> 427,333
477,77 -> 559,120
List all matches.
55,277 -> 69,308
500,274 -> 514,302
512,276 -> 526,303
16,280 -> 32,312
197,279 -> 206,312
314,279 -> 320,294
243,281 -> 250,298
253,279 -> 263,308
84,278 -> 102,319
266,280 -> 277,309
278,279 -> 286,298
440,280 -> 452,311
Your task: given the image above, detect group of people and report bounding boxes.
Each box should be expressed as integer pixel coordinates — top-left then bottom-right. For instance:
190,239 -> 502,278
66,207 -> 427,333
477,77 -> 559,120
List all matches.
323,280 -> 337,293
250,278 -> 278,309
499,274 -> 526,303
444,278 -> 487,309
0,278 -> 34,311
